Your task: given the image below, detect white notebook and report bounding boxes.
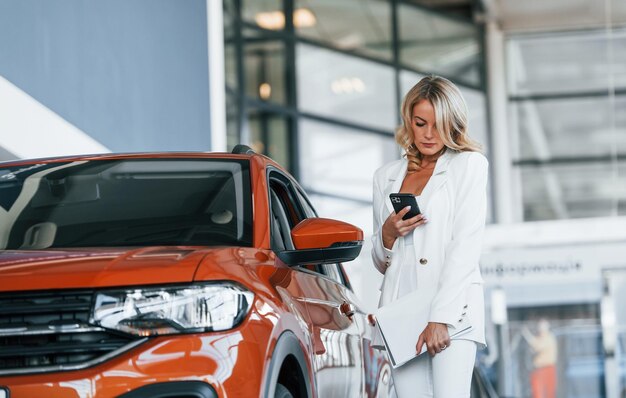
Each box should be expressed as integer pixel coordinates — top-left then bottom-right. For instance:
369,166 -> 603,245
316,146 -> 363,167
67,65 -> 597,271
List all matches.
374,289 -> 473,368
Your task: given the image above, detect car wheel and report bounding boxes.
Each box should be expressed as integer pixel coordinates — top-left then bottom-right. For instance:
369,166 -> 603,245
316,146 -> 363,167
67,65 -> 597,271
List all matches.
274,383 -> 294,398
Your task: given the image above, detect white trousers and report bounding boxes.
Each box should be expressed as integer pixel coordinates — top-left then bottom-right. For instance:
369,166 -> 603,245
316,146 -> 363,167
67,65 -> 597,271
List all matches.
390,339 -> 477,398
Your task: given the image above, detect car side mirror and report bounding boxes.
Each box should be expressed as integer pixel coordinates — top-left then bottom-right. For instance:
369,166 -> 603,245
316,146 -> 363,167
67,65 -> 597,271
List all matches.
276,218 -> 363,266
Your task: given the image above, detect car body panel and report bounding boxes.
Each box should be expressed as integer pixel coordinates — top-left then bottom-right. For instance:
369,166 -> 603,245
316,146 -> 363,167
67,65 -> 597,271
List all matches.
0,247 -> 207,291
293,268 -> 365,397
291,218 -> 364,250
3,307 -> 275,397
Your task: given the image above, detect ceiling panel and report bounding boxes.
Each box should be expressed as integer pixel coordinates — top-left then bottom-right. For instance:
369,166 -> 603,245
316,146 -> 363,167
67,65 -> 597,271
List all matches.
492,0 -> 626,32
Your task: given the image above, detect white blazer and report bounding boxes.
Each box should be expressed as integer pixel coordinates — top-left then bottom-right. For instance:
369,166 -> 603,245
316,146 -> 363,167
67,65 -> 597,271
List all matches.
371,149 -> 488,347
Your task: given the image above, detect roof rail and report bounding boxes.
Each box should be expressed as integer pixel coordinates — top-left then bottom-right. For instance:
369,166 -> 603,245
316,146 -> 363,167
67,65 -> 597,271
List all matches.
231,144 -> 256,155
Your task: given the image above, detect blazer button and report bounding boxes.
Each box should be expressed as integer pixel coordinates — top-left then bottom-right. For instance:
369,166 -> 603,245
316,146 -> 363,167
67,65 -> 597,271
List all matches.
419,258 -> 428,265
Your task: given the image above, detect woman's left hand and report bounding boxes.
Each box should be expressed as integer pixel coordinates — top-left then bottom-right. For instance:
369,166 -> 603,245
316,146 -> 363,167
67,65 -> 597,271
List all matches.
416,322 -> 451,357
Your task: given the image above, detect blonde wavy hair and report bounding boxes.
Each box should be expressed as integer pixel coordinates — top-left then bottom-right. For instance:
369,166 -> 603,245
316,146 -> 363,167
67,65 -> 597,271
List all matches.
396,75 -> 482,171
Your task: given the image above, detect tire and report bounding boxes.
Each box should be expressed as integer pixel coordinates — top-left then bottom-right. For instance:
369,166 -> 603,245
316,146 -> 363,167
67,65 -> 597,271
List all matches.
274,383 -> 294,398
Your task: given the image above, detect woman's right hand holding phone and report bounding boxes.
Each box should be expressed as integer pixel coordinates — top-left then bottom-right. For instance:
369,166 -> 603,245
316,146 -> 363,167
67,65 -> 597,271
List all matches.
381,207 -> 428,250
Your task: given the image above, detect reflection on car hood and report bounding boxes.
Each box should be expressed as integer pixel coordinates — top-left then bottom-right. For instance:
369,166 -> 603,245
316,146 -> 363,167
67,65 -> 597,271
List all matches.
0,247 -> 213,292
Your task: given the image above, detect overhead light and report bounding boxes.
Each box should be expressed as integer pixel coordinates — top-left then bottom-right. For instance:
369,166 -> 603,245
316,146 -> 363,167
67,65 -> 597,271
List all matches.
294,8 -> 316,28
330,80 -> 342,95
259,83 -> 272,100
335,33 -> 364,49
351,78 -> 365,93
330,77 -> 366,95
255,8 -> 316,30
255,11 -> 285,30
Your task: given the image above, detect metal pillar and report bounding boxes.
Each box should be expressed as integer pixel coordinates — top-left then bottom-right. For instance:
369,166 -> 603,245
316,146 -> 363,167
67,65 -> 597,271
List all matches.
485,21 -> 516,224
207,0 -> 227,152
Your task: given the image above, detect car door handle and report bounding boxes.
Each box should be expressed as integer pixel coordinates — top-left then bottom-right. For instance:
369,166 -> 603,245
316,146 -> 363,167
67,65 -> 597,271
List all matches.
340,301 -> 355,318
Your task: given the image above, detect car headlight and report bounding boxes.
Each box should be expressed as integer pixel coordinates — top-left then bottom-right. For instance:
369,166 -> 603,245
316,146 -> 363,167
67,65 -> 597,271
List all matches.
90,283 -> 254,336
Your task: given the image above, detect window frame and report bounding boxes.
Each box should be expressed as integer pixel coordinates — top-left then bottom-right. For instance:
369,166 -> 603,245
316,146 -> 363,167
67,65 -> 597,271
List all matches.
266,166 -> 351,289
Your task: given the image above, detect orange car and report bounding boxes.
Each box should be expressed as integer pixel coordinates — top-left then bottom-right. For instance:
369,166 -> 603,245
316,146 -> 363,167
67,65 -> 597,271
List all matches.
0,146 -> 393,398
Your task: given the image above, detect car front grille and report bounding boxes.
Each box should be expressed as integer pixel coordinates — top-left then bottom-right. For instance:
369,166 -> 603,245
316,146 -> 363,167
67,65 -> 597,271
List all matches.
0,290 -> 145,376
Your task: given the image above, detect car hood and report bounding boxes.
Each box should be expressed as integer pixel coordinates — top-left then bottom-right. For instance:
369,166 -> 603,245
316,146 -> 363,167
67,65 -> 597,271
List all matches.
0,247 -> 213,292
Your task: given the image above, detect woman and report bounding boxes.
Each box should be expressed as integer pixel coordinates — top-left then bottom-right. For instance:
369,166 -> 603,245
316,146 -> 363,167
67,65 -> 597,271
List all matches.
522,319 -> 557,398
371,75 -> 488,397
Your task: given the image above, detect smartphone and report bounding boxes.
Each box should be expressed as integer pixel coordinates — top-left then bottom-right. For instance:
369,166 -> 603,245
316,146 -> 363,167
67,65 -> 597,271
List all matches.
389,193 -> 421,220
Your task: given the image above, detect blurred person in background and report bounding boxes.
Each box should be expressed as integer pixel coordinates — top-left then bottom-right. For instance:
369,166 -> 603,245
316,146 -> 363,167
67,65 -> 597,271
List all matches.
522,319 -> 558,398
371,75 -> 489,397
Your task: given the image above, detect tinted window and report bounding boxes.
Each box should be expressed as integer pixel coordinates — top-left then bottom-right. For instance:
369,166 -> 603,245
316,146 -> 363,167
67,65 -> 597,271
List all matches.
269,172 -> 305,250
269,187 -> 295,251
295,188 -> 317,218
0,159 -> 252,249
271,180 -> 299,228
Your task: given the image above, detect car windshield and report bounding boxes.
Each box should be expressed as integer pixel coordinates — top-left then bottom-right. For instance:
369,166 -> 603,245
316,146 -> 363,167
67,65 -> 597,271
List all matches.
0,158 -> 253,249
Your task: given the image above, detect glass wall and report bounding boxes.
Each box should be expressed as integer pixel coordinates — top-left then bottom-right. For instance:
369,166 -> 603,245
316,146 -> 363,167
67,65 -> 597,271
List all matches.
294,0 -> 393,61
507,28 -> 626,221
298,119 -> 398,207
224,0 -> 487,175
296,43 -> 396,131
500,25 -> 626,398
397,3 -> 482,87
223,0 -> 488,312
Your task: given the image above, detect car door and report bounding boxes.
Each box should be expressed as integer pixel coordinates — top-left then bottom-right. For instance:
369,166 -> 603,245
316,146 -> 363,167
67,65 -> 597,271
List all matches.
268,171 -> 365,397
291,183 -> 393,397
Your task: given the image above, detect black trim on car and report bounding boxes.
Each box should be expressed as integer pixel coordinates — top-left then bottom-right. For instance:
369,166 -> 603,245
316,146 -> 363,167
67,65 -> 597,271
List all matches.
266,166 -> 312,223
0,281 -> 254,376
276,243 -> 363,266
116,381 -> 217,398
263,331 -> 312,398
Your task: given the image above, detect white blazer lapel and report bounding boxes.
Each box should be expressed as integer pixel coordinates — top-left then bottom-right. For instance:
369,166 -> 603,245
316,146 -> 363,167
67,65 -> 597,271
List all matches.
418,149 -> 454,211
384,159 -> 408,215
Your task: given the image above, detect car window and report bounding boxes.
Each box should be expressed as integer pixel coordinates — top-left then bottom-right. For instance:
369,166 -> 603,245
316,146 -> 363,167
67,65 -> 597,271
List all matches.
269,172 -> 307,251
269,187 -> 295,251
0,159 -> 253,249
296,189 -> 317,219
268,171 -> 351,288
273,183 -> 299,228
